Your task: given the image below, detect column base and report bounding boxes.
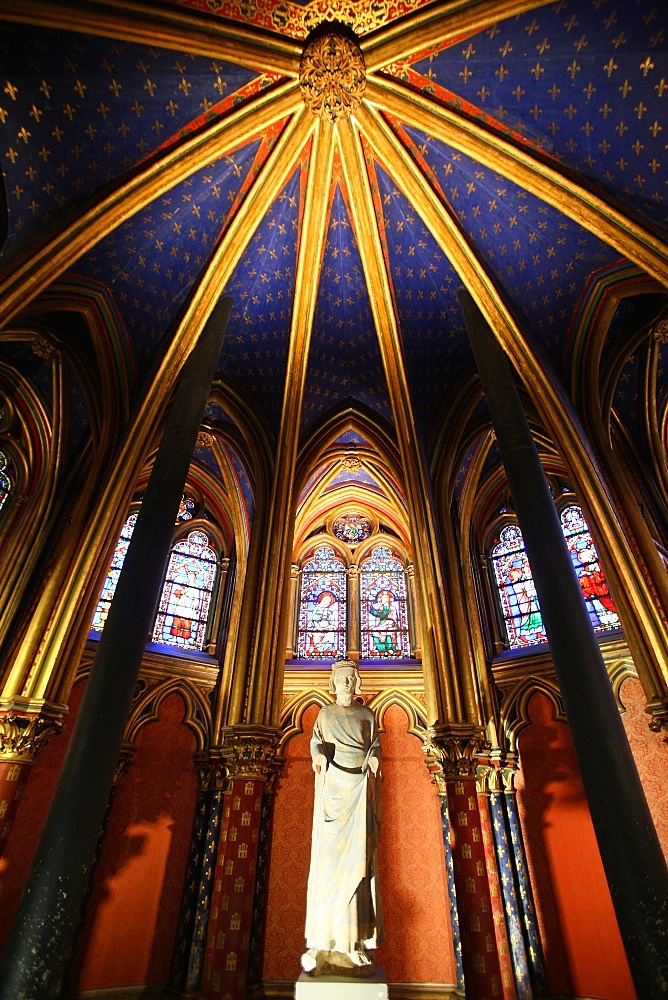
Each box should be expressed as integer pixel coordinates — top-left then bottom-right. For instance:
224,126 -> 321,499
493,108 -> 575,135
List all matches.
296,967 -> 388,998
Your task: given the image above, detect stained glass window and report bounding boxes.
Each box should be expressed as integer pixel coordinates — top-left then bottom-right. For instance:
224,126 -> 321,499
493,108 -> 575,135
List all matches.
153,530 -> 217,650
561,505 -> 620,632
491,525 -> 547,649
91,513 -> 137,632
360,545 -> 410,658
333,513 -> 372,546
297,545 -> 347,659
0,450 -> 11,513
177,493 -> 196,521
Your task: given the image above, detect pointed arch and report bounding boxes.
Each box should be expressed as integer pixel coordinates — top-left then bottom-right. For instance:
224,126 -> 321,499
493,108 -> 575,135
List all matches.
125,677 -> 213,752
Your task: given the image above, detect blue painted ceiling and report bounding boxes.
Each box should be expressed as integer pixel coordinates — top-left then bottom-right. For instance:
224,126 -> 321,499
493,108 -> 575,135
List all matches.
1,0 -> 666,508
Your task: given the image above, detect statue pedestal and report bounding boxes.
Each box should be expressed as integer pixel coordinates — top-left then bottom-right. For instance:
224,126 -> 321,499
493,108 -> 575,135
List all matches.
295,968 -> 388,999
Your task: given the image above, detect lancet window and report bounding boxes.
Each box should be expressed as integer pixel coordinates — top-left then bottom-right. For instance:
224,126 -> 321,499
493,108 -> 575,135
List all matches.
560,505 -> 620,632
296,540 -> 412,661
91,503 -> 222,653
152,529 -> 218,651
91,513 -> 137,632
490,505 -> 619,650
360,545 -> 411,659
491,524 -> 547,649
297,545 -> 347,659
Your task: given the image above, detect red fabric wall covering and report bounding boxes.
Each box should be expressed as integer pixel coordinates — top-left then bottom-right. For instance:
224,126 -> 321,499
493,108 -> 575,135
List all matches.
0,679 -> 86,949
263,701 -> 457,986
618,676 -> 668,859
68,691 -> 198,992
515,691 -> 636,1000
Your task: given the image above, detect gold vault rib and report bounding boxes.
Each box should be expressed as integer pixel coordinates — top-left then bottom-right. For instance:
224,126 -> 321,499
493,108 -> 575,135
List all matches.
13,105 -> 315,703
365,76 -> 668,286
0,0 -> 302,75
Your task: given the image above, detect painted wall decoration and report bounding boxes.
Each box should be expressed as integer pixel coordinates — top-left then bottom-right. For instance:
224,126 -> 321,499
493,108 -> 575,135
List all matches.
297,545 -> 346,659
360,545 -> 410,659
152,530 -> 217,651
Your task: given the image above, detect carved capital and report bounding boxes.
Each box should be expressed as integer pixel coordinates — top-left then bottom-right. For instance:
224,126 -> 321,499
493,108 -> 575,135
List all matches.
645,695 -> 668,735
115,743 -> 136,785
220,725 -> 283,785
300,30 -> 366,122
0,711 -> 63,764
195,748 -> 230,792
423,724 -> 490,783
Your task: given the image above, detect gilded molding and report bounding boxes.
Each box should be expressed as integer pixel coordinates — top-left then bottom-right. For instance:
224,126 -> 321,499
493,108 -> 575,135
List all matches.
0,711 -> 63,764
363,78 -> 668,287
338,114 -> 460,726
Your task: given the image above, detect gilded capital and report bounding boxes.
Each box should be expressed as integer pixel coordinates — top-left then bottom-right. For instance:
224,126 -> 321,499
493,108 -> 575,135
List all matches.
300,30 -> 366,123
195,748 -> 230,792
0,712 -> 63,764
423,724 -> 490,783
220,725 -> 283,785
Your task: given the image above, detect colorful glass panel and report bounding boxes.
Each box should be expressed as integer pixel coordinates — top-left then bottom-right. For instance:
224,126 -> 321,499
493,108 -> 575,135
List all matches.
0,451 -> 11,513
333,513 -> 372,546
297,545 -> 347,659
153,530 -> 217,651
177,494 -> 196,521
360,545 -> 410,659
561,505 -> 620,633
491,525 -> 547,649
91,513 -> 137,631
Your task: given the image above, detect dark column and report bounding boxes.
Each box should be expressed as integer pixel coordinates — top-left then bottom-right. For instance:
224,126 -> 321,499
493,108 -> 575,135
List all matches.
459,289 -> 668,998
0,297 -> 232,1000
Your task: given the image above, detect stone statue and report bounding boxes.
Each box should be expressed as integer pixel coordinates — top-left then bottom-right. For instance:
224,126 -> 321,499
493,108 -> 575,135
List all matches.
301,659 -> 384,976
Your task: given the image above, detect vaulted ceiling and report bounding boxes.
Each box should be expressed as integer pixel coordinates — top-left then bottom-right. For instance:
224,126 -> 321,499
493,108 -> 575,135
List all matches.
1,0 -> 666,546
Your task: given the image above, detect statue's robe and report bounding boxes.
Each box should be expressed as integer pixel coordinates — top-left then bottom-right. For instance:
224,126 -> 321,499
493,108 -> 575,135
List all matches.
305,701 -> 383,954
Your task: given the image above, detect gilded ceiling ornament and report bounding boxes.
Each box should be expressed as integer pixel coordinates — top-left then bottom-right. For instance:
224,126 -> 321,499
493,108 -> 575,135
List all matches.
651,319 -> 668,344
196,430 -> 214,449
30,337 -> 57,361
299,31 -> 366,122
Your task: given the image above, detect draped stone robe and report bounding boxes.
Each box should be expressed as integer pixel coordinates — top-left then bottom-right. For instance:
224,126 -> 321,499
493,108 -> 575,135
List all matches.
305,701 -> 384,954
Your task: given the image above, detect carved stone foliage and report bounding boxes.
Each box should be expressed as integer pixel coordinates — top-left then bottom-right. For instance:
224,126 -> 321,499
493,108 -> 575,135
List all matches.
0,712 -> 63,764
220,725 -> 284,787
422,724 -> 491,788
299,31 -> 366,123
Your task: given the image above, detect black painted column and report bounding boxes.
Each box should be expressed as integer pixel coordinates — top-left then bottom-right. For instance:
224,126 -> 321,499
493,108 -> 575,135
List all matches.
0,297 -> 232,1000
458,289 -> 667,999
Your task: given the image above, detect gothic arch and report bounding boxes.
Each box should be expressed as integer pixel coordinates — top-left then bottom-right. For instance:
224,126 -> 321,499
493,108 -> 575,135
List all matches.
124,677 -> 212,752
499,676 -> 566,755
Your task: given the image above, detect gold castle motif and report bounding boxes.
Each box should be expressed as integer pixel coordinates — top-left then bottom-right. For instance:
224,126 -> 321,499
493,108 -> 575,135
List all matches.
299,31 -> 366,123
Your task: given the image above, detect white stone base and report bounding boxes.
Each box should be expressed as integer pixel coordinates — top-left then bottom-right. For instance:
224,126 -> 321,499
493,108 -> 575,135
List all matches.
295,968 -> 388,999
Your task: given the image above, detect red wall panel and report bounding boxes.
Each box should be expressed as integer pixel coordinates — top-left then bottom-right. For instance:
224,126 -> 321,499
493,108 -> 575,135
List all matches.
69,691 -> 198,991
515,691 -> 635,1000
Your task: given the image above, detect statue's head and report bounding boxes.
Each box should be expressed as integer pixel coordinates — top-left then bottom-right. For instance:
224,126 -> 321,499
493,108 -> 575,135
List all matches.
328,657 -> 362,695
